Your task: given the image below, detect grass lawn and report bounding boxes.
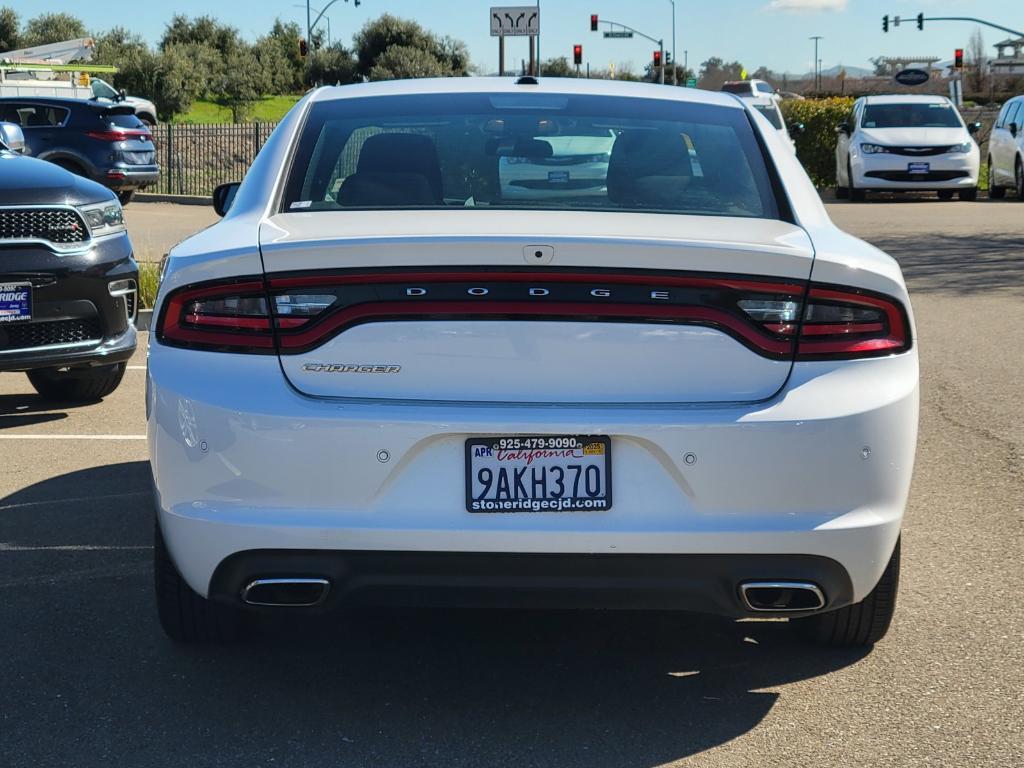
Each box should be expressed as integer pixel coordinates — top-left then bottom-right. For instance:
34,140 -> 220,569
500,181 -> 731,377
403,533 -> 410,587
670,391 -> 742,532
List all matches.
175,95 -> 302,124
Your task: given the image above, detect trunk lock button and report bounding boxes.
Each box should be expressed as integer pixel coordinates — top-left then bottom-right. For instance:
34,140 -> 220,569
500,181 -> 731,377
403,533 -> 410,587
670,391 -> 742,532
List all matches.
524,245 -> 554,265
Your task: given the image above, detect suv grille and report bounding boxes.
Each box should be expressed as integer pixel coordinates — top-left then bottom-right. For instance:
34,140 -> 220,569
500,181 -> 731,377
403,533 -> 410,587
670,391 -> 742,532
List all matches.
0,208 -> 89,247
0,319 -> 102,351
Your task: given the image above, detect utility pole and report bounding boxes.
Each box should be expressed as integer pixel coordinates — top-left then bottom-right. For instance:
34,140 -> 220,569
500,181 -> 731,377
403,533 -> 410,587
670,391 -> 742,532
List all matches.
668,0 -> 677,85
536,0 -> 541,75
809,35 -> 823,92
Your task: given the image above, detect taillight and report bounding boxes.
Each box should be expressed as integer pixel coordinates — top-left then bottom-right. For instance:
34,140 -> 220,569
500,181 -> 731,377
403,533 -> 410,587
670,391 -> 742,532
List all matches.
158,280 -> 276,352
795,286 -> 910,359
86,129 -> 151,142
740,284 -> 909,359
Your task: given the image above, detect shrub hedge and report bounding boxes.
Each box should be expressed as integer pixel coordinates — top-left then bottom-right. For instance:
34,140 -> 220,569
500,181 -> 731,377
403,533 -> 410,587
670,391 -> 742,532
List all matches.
780,97 -> 854,188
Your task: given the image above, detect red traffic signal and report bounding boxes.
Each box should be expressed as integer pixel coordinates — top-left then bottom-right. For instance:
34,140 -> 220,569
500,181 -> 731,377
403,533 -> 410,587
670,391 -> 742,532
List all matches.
954,48 -> 964,69
653,50 -> 662,68
573,44 -> 583,66
299,38 -> 308,57
590,14 -> 598,32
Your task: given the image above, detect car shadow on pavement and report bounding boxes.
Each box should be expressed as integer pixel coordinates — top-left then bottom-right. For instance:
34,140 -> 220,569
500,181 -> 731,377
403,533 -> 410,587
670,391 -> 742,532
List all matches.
860,233 -> 1024,295
0,392 -> 100,429
0,461 -> 871,767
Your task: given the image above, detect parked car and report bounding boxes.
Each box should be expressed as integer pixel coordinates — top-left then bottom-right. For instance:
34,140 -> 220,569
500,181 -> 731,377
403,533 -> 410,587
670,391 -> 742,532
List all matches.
721,79 -> 778,100
149,77 -> 917,648
0,96 -> 159,204
741,95 -> 801,154
987,94 -> 1024,200
89,77 -> 158,127
835,94 -> 981,201
0,121 -> 137,401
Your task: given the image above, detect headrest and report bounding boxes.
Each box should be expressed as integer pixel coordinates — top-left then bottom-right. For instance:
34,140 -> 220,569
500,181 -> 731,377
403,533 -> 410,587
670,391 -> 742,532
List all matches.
606,131 -> 694,207
356,133 -> 443,199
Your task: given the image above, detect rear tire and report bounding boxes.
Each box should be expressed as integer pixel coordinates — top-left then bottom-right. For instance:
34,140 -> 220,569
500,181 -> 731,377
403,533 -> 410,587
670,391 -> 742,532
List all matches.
796,537 -> 900,647
154,520 -> 243,643
27,362 -> 126,403
937,190 -> 955,200
957,188 -> 978,202
52,158 -> 88,178
1016,159 -> 1024,200
988,158 -> 1006,199
834,183 -> 849,200
117,190 -> 135,205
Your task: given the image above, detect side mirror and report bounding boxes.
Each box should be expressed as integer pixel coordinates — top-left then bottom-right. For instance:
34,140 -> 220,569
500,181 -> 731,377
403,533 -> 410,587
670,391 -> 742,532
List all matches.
0,121 -> 26,154
1010,122 -> 1019,138
836,122 -> 851,135
212,182 -> 240,217
118,88 -> 127,102
968,121 -> 982,135
788,122 -> 806,136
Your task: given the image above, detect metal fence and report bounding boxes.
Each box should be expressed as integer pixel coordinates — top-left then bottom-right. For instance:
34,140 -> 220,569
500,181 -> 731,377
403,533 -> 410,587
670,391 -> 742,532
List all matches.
150,122 -> 277,197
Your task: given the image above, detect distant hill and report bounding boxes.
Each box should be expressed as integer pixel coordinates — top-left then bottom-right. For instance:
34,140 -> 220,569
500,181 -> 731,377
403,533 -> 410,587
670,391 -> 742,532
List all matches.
821,64 -> 873,78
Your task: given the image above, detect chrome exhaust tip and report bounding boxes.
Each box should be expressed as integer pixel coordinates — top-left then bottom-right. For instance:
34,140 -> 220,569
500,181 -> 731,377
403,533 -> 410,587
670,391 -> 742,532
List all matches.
241,578 -> 330,607
739,581 -> 826,612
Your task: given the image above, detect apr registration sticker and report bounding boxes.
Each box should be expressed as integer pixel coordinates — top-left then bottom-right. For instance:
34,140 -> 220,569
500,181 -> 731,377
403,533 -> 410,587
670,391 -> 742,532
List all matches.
0,283 -> 31,323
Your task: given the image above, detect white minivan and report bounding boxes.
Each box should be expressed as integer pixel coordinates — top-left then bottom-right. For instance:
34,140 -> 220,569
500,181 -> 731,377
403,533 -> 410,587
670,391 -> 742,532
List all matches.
987,95 -> 1024,200
835,94 -> 981,201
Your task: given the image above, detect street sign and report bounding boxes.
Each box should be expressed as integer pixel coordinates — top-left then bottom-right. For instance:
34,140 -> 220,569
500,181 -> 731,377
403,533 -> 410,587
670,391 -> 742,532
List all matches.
603,31 -> 633,39
490,6 -> 540,37
686,78 -> 697,87
894,68 -> 930,86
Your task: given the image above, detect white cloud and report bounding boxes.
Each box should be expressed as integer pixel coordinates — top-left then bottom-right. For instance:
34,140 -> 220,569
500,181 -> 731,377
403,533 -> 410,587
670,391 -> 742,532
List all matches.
765,0 -> 847,12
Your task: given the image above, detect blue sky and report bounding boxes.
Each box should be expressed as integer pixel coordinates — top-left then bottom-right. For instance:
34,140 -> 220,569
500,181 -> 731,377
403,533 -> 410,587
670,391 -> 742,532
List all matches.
9,0 -> 1022,75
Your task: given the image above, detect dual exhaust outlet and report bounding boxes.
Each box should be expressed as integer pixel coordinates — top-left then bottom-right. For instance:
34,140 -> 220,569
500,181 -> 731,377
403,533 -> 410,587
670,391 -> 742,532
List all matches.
240,577 -> 825,612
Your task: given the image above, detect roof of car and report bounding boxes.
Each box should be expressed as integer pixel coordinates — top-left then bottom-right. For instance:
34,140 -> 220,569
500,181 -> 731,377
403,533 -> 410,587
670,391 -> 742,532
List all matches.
0,96 -> 113,109
308,76 -> 744,109
860,94 -> 952,105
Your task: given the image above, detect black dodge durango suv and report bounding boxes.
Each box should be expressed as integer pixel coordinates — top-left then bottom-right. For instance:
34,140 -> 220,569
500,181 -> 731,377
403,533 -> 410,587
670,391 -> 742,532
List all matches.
0,122 -> 137,401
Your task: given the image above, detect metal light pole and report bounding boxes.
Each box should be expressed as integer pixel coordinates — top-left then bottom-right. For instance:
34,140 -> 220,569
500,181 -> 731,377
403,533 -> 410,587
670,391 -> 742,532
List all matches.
668,0 -> 677,85
809,35 -> 823,92
535,0 -> 541,75
297,4 -> 332,47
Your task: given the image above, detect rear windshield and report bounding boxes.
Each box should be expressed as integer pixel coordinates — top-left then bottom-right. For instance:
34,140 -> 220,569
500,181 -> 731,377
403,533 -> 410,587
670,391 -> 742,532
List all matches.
104,112 -> 145,128
721,82 -> 753,95
862,103 -> 962,129
751,104 -> 783,129
282,93 -> 780,219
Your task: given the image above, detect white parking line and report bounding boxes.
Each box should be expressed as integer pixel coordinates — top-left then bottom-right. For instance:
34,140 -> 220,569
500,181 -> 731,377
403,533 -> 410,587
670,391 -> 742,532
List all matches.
0,543 -> 150,552
0,435 -> 146,440
126,365 -> 147,370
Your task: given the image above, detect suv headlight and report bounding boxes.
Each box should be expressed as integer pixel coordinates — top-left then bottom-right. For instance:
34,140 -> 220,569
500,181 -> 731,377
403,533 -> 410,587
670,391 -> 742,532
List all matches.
946,141 -> 973,154
860,143 -> 890,154
77,199 -> 126,237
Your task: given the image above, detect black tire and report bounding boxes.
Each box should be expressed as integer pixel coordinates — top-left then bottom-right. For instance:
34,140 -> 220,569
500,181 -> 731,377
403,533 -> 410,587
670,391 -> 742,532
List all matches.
139,115 -> 156,127
52,158 -> 88,177
957,188 -> 978,202
847,161 -> 865,202
937,190 -> 955,200
796,537 -> 900,647
117,190 -> 135,205
154,520 -> 242,643
27,362 -> 126,403
834,184 -> 849,200
988,158 -> 1006,199
1016,159 -> 1024,200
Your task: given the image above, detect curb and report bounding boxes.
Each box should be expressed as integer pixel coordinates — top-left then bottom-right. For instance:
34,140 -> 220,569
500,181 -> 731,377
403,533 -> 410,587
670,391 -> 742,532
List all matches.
135,193 -> 211,206
137,309 -> 153,331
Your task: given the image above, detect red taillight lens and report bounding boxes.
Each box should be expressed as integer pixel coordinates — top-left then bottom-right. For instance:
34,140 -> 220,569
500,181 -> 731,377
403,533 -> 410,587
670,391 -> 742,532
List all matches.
86,129 -> 151,142
795,286 -> 909,359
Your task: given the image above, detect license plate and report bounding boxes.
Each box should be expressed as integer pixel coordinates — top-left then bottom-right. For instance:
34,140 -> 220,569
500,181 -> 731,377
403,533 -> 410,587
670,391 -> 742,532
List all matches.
465,435 -> 612,513
0,282 -> 31,323
908,162 -> 930,174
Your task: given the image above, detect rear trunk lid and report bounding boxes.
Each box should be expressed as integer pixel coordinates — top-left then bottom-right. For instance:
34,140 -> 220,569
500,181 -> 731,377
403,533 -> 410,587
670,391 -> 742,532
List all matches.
259,210 -> 813,404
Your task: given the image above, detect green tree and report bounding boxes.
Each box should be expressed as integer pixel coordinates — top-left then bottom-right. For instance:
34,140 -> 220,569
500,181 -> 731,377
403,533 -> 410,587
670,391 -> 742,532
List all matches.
306,43 -> 359,86
257,19 -> 305,93
160,15 -> 240,56
369,44 -> 449,80
0,6 -> 19,52
218,45 -> 272,122
21,12 -> 87,46
541,56 -> 575,78
697,57 -> 744,90
354,14 -> 470,78
93,26 -> 149,90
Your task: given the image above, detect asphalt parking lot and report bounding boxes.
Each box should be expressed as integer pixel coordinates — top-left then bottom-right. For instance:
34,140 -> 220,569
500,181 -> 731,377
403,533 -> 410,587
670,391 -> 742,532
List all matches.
1,200 -> 1022,767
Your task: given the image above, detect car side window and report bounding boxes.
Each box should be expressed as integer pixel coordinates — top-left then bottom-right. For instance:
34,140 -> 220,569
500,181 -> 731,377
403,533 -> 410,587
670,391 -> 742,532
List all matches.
4,104 -> 69,128
1007,102 -> 1022,128
756,83 -> 773,94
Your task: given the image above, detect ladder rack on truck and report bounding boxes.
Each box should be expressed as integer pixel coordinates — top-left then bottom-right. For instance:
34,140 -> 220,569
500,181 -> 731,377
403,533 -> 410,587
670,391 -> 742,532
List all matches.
0,63 -> 119,99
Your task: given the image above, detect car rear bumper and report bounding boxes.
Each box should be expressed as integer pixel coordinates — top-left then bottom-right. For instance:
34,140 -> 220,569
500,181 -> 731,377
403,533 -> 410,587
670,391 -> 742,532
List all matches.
104,166 -> 160,190
150,344 -> 919,613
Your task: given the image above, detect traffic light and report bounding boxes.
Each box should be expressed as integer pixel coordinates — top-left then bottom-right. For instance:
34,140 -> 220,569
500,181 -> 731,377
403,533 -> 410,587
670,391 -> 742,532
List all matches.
882,15 -> 889,33
666,51 -> 672,65
954,48 -> 964,69
299,38 -> 308,57
590,14 -> 598,32
916,13 -> 924,31
653,50 -> 662,68
573,44 -> 582,66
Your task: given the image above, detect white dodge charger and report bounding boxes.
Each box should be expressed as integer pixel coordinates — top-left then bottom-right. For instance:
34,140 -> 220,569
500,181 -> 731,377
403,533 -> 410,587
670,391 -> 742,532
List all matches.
148,77 -> 918,647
